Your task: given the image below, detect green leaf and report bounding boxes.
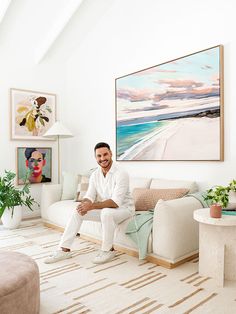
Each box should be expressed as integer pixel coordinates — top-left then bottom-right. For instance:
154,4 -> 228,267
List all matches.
39,117 -> 45,126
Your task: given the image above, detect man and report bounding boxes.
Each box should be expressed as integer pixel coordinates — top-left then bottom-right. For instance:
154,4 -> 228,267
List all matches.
44,142 -> 134,264
25,148 -> 51,183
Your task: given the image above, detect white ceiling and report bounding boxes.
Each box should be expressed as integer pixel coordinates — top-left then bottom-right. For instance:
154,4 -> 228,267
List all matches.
0,0 -> 116,65
0,0 -> 11,24
0,0 -> 87,64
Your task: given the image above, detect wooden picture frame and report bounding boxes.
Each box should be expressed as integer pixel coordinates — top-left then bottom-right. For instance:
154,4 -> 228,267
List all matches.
115,45 -> 224,161
16,147 -> 52,185
11,88 -> 56,140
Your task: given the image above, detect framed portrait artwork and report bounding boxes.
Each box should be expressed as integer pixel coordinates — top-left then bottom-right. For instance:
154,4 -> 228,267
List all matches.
11,88 -> 56,140
115,45 -> 224,161
17,147 -> 52,185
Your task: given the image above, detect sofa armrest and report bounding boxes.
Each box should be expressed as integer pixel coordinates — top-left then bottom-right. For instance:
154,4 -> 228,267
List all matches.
40,184 -> 62,220
152,196 -> 203,262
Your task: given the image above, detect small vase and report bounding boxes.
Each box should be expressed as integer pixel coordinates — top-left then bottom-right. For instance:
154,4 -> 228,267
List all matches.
226,191 -> 236,209
210,204 -> 222,218
1,206 -> 22,229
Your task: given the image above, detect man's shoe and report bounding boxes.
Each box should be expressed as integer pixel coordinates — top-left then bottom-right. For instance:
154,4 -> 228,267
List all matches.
92,250 -> 116,264
44,250 -> 72,264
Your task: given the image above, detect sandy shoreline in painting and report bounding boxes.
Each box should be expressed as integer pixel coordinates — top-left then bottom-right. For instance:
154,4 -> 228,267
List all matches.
118,117 -> 220,160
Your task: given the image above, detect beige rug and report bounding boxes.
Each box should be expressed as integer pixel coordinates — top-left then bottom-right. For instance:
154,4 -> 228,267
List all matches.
0,219 -> 236,314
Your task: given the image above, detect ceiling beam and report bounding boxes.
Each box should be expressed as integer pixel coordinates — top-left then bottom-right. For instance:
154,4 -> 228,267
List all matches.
0,0 -> 12,25
34,0 -> 84,64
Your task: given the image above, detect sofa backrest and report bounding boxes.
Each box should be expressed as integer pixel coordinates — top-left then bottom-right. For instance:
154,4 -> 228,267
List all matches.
150,178 -> 198,193
129,177 -> 152,194
129,177 -> 198,194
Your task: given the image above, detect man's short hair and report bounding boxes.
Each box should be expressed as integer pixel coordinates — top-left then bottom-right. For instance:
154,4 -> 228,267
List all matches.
25,148 -> 46,160
94,142 -> 110,152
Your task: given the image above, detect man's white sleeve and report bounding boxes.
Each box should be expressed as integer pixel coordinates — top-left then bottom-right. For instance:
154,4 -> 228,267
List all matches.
111,171 -> 129,207
83,174 -> 96,202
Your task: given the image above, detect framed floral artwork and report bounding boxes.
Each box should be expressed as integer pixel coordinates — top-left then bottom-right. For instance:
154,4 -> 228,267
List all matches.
16,147 -> 52,185
11,88 -> 56,140
115,45 -> 224,161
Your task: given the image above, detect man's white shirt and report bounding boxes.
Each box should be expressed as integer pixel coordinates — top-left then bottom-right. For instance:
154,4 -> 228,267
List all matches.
84,163 -> 134,212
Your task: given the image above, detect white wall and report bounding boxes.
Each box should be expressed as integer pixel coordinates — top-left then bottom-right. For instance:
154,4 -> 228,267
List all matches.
62,0 -> 236,190
0,0 -> 66,218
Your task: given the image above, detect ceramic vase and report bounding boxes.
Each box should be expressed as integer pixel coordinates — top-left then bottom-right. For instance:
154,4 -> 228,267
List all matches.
210,204 -> 222,218
227,191 -> 236,209
1,206 -> 22,229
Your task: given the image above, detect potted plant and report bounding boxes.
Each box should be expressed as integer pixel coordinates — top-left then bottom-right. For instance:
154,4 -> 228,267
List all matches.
203,185 -> 230,218
0,170 -> 37,229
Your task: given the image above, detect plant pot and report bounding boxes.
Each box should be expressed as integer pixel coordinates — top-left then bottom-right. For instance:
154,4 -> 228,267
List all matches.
210,204 -> 222,218
1,206 -> 22,229
226,191 -> 236,209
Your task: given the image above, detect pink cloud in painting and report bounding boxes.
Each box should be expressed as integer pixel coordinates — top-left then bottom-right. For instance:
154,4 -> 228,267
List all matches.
157,79 -> 204,89
117,88 -> 153,101
211,75 -> 220,87
153,86 -> 219,102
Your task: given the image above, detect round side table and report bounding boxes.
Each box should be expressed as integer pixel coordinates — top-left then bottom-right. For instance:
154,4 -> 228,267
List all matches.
194,208 -> 236,286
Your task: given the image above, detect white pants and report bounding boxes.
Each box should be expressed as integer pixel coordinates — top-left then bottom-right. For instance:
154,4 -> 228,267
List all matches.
59,207 -> 133,251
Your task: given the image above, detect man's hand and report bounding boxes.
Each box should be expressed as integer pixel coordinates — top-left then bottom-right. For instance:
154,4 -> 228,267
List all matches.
76,201 -> 93,216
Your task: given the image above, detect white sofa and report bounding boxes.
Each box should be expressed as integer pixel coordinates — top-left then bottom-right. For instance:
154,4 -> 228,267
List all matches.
41,177 -> 202,268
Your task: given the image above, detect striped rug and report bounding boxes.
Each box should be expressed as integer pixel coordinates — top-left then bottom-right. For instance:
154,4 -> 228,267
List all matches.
0,219 -> 236,314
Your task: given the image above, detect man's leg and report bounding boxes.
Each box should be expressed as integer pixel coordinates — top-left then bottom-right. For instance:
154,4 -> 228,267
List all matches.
44,209 -> 101,264
93,208 -> 133,264
59,209 -> 84,250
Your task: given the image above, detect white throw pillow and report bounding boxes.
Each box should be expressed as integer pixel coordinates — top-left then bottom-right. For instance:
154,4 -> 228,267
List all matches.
129,177 -> 152,194
61,172 -> 81,200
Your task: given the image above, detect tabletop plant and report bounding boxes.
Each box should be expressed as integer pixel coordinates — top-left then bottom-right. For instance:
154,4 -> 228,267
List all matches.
203,185 -> 230,209
0,170 -> 37,218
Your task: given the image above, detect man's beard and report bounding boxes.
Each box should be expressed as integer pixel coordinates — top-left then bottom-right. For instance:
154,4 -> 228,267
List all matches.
99,159 -> 111,168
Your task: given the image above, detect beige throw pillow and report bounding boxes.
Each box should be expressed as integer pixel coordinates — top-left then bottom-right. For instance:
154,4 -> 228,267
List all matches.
75,175 -> 103,202
75,176 -> 90,202
133,188 -> 189,211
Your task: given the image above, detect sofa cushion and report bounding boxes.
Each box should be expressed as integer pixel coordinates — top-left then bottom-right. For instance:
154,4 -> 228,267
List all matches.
152,197 -> 200,260
61,172 -> 81,200
133,188 -> 189,211
47,200 -> 78,227
150,178 -> 198,193
75,176 -> 90,202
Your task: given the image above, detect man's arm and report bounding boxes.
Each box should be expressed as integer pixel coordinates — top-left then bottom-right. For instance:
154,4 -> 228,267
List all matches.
92,199 -> 118,209
77,198 -> 118,216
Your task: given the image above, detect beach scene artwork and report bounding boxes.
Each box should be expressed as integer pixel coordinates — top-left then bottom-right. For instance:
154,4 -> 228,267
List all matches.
116,45 -> 223,161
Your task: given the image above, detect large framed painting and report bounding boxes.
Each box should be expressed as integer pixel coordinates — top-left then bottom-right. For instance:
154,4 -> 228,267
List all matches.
115,45 -> 224,161
11,88 -> 56,140
17,147 -> 52,185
